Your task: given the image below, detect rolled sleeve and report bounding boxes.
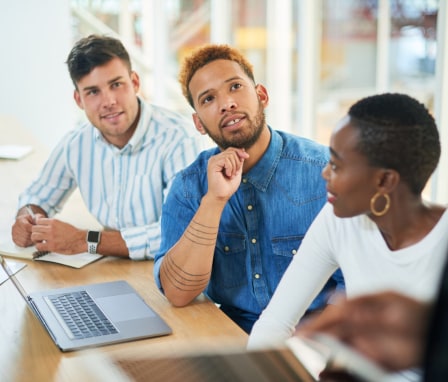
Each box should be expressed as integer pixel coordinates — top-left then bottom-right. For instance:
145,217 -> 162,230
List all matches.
153,256 -> 163,291
121,223 -> 161,260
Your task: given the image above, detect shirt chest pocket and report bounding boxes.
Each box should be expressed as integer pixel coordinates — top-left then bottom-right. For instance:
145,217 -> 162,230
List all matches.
213,233 -> 247,288
272,236 -> 303,280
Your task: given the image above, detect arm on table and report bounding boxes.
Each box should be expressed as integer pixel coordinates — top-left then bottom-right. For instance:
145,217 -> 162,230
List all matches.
158,148 -> 249,306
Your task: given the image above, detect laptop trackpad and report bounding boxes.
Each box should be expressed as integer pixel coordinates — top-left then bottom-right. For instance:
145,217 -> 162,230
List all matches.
96,293 -> 155,322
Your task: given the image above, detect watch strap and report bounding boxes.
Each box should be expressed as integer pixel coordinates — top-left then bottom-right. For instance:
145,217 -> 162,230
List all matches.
86,231 -> 101,254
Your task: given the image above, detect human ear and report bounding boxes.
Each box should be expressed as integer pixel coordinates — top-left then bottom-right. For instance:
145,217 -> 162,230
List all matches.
255,84 -> 269,107
73,90 -> 84,110
130,71 -> 140,92
192,113 -> 207,135
377,169 -> 400,193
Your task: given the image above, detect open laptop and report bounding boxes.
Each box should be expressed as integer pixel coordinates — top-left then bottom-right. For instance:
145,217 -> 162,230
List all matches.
70,332 -> 390,382
0,256 -> 172,352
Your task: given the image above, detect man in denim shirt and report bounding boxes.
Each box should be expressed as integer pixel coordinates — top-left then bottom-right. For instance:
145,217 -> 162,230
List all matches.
154,44 -> 344,333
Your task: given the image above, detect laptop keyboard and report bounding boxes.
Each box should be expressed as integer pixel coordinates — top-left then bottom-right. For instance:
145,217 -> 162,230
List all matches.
47,291 -> 118,340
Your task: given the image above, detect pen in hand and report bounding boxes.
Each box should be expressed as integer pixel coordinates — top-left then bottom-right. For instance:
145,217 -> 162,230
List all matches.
25,205 -> 36,224
25,205 -> 49,257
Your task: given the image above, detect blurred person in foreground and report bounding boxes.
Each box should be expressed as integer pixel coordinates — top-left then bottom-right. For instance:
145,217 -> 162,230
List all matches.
248,93 -> 447,380
12,34 -> 201,259
299,253 -> 448,381
153,44 -> 344,333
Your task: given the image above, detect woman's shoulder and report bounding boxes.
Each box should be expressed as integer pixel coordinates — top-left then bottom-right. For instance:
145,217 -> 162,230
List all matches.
311,203 -> 375,239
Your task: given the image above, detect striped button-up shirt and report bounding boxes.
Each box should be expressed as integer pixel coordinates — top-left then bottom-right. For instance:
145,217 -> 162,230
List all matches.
18,98 -> 201,259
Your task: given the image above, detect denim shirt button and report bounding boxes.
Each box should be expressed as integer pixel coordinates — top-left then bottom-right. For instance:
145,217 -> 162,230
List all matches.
224,246 -> 230,252
251,238 -> 257,244
292,249 -> 297,255
247,205 -> 253,211
242,178 -> 248,183
254,273 -> 260,279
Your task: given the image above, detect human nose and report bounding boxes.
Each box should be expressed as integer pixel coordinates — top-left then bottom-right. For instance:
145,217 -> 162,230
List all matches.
220,95 -> 237,113
101,89 -> 117,108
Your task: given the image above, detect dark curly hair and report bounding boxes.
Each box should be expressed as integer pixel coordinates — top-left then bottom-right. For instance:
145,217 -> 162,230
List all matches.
348,93 -> 440,195
66,34 -> 132,88
179,44 -> 255,108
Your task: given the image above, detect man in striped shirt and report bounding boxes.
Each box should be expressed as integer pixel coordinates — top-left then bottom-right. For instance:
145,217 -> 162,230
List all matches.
11,35 -> 201,260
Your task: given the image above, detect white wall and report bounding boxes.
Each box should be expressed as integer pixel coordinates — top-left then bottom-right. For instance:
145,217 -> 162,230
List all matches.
0,0 -> 76,150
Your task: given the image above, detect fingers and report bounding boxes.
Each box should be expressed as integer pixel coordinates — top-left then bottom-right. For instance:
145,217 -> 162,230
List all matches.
221,153 -> 242,179
298,292 -> 428,371
27,217 -> 53,250
11,215 -> 35,247
211,148 -> 249,179
29,219 -> 81,254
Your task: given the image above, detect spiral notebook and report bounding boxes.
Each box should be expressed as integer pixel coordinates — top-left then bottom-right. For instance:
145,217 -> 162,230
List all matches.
0,238 -> 103,268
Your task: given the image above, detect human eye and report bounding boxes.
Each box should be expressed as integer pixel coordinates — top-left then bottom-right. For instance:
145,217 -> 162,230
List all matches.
201,95 -> 214,105
328,159 -> 338,171
86,88 -> 99,96
231,82 -> 242,91
111,81 -> 122,89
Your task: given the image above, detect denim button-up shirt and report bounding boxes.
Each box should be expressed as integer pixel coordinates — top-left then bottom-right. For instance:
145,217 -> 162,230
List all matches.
154,128 -> 345,332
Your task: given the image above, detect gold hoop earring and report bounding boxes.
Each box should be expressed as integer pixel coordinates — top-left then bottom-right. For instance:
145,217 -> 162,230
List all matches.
370,192 -> 390,217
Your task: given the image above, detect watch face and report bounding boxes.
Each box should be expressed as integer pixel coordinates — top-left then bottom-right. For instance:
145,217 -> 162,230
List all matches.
87,231 -> 100,242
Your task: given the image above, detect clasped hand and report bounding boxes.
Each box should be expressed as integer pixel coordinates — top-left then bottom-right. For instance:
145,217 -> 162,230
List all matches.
12,215 -> 84,255
206,148 -> 250,201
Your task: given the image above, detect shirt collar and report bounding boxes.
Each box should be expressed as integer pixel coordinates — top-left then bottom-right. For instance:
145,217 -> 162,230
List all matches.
127,97 -> 152,150
242,127 -> 282,192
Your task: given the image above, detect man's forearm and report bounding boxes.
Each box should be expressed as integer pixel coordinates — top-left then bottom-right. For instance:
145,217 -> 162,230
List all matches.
159,194 -> 226,306
95,230 -> 129,257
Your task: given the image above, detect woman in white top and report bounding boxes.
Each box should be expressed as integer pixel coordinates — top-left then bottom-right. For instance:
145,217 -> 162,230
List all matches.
248,93 -> 447,357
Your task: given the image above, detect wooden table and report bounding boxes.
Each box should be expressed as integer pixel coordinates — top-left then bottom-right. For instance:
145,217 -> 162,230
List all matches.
0,116 -> 247,382
0,257 -> 247,382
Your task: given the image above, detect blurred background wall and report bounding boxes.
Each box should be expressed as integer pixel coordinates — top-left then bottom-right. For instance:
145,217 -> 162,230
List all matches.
0,0 -> 446,202
0,0 -> 76,149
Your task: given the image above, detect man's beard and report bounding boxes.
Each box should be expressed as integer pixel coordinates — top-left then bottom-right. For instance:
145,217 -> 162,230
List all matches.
199,101 -> 266,150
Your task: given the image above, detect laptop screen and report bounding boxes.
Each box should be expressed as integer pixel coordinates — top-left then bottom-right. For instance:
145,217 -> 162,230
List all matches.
0,256 -> 29,300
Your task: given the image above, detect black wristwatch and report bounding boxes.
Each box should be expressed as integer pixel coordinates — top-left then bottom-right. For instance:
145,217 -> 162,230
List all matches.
86,231 -> 101,254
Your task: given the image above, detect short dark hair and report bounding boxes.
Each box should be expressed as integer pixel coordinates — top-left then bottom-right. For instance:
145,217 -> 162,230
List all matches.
348,93 -> 440,195
178,44 -> 255,108
66,34 -> 132,87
